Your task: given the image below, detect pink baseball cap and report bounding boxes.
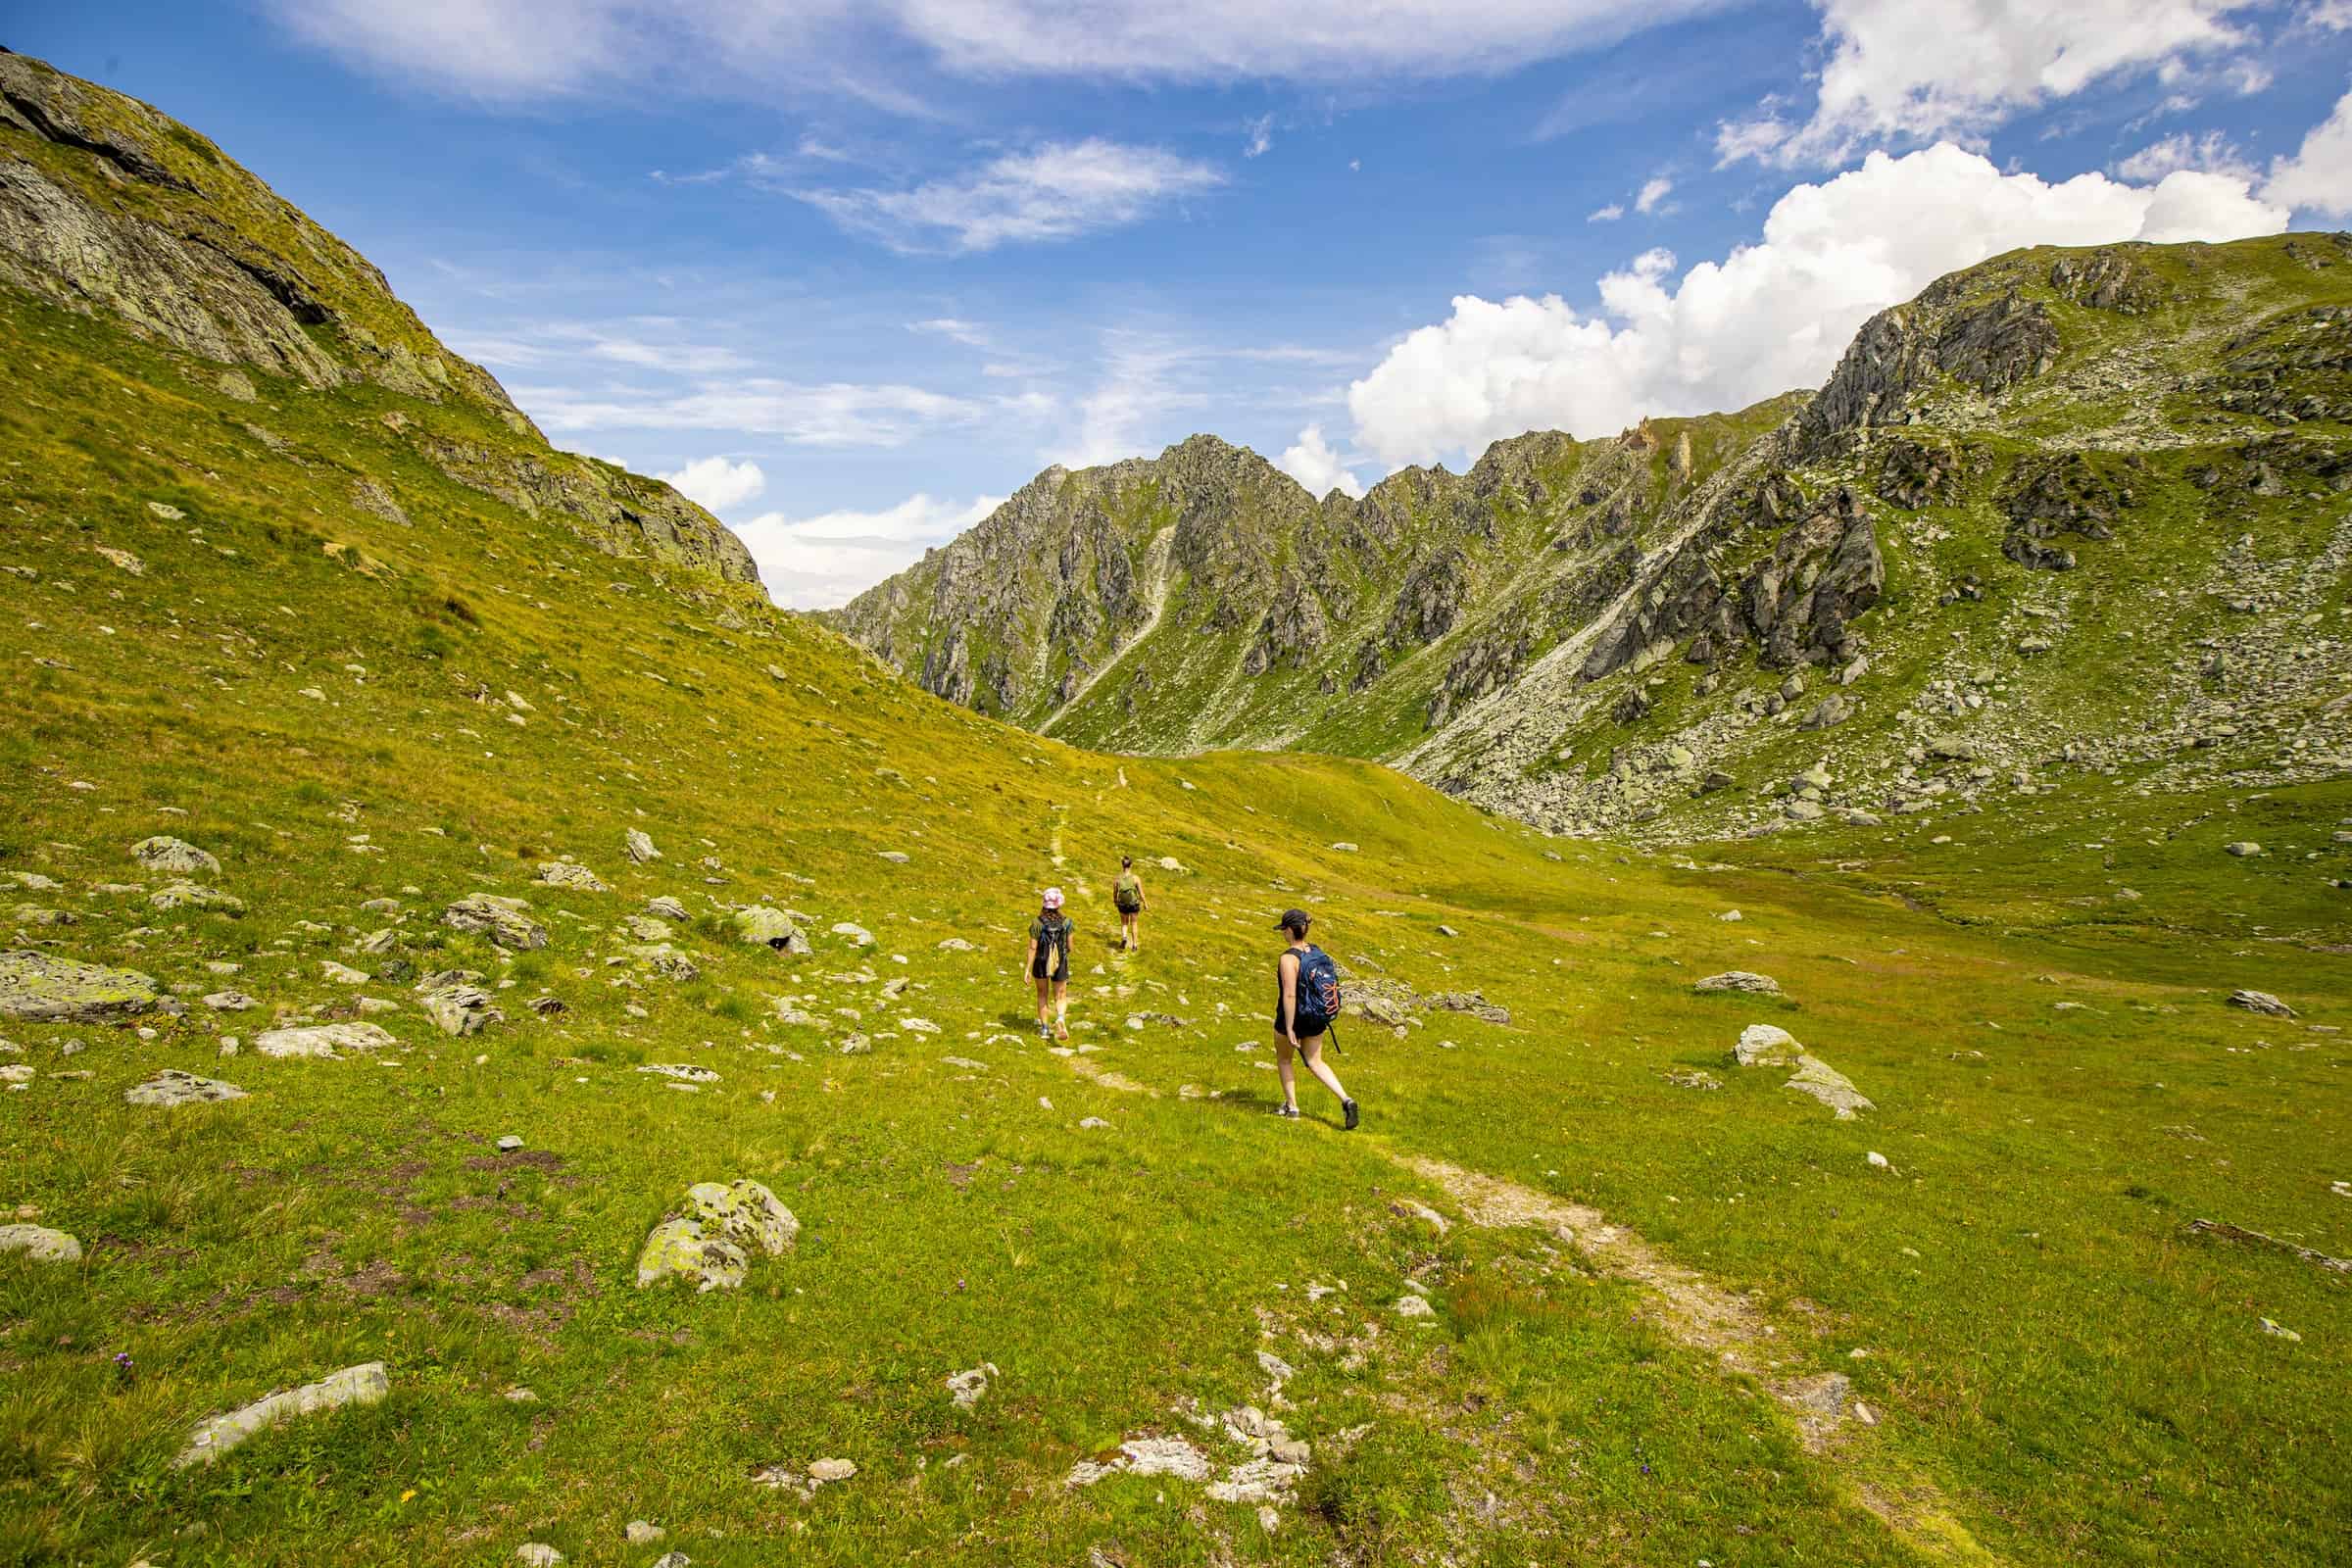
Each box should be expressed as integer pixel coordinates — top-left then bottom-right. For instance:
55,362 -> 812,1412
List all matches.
1042,887 -> 1064,908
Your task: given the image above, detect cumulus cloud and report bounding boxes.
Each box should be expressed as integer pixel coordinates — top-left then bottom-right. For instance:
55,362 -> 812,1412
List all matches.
1588,203 -> 1625,222
734,492 -> 1004,610
1634,176 -> 1674,214
795,139 -> 1223,252
1719,0 -> 2262,167
1278,425 -> 1366,499
270,0 -> 1730,98
2263,86 -> 2352,218
657,456 -> 767,512
1347,142 -> 2287,468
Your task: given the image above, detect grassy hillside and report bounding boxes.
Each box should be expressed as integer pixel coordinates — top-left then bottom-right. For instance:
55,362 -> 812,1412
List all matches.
2,51 -> 2349,1568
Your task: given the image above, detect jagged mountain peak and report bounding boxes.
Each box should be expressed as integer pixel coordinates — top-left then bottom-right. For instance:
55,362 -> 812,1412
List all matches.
842,233 -> 2352,842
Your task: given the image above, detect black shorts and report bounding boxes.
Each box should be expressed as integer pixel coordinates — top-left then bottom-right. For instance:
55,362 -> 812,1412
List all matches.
1033,958 -> 1066,982
1275,1012 -> 1327,1040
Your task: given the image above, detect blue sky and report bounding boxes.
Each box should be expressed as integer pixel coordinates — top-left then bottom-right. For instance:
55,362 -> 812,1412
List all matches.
9,1 -> 2350,605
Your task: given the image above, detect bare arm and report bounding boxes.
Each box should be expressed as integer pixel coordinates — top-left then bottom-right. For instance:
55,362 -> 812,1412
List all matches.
1023,935 -> 1037,973
1278,951 -> 1299,1040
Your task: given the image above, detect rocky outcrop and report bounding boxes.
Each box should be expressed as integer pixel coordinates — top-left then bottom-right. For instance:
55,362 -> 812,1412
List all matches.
0,950 -> 157,1022
1799,283 -> 2058,453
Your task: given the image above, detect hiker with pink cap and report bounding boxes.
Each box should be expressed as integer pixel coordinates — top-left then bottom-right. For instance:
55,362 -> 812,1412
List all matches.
1024,886 -> 1074,1040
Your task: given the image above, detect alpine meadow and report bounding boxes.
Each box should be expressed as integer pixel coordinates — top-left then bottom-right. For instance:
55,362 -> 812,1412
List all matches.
3,31 -> 2350,1568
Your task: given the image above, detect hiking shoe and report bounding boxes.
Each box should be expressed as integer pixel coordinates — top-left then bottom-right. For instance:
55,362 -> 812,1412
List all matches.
1276,1103 -> 1300,1119
1343,1099 -> 1360,1132
1054,1019 -> 1069,1042
1036,1020 -> 1052,1040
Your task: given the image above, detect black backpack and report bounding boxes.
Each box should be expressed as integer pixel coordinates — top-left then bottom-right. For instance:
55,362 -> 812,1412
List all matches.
1038,913 -> 1071,972
1293,944 -> 1342,1027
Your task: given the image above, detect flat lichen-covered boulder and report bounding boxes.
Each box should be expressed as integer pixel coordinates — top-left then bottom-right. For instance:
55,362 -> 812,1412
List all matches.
0,949 -> 158,1022
253,1022 -> 398,1058
441,894 -> 547,951
174,1361 -> 390,1467
636,1178 -> 799,1291
125,1069 -> 247,1105
0,1223 -> 82,1263
131,835 -> 220,876
150,881 -> 246,914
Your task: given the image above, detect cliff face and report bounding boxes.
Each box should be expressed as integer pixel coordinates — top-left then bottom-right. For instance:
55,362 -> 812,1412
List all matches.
0,48 -> 758,587
844,234 -> 2352,843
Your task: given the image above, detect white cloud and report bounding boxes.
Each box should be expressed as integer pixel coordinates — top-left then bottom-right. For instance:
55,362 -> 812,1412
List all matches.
657,456 -> 767,512
734,492 -> 1004,609
1244,114 -> 1274,158
2310,0 -> 2352,29
1277,425 -> 1366,499
1720,0 -> 2262,167
2115,129 -> 2254,183
1347,141 -> 2288,468
1048,333 -> 1211,468
1588,203 -> 1626,222
2221,60 -> 2273,94
1634,175 -> 1674,214
795,139 -> 1224,252
270,1 -> 1731,97
2263,87 -> 2352,218
518,378 -> 989,447
907,317 -> 992,348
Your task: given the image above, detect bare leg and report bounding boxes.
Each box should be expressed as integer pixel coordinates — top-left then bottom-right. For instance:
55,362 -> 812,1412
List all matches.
1053,979 -> 1069,1038
1275,1032 -> 1298,1108
1034,975 -> 1051,1030
1299,1038 -> 1348,1103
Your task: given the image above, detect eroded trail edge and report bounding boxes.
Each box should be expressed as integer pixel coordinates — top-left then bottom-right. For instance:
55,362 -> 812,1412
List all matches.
1400,1154 -> 2006,1567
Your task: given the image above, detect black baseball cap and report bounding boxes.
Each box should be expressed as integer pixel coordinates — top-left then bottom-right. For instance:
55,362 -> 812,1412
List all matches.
1275,907 -> 1311,932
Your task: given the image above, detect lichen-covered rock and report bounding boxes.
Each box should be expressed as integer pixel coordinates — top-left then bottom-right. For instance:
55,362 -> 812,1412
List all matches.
625,829 -> 661,863
686,1179 -> 800,1256
635,1218 -> 749,1292
131,835 -> 220,876
732,906 -> 808,953
174,1361 -> 389,1466
418,984 -> 503,1037
1786,1054 -> 1874,1119
534,860 -> 609,893
0,1223 -> 82,1262
1733,1023 -> 1802,1066
624,944 -> 700,980
443,894 -> 547,950
254,1022 -> 398,1058
636,1179 -> 797,1291
0,950 -> 158,1022
150,881 -> 245,914
1696,971 -> 1781,996
2227,989 -> 2296,1017
645,896 -> 690,922
125,1068 -> 247,1105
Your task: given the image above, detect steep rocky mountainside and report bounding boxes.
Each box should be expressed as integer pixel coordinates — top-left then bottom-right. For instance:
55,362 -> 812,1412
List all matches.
834,397 -> 1801,753
842,234 -> 2352,843
0,47 -> 756,586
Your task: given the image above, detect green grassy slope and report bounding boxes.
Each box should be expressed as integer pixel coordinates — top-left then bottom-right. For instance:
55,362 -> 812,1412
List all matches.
1,56 -> 2348,1568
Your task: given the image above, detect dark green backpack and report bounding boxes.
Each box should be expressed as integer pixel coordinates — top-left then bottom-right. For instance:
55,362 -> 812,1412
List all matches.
1114,872 -> 1142,913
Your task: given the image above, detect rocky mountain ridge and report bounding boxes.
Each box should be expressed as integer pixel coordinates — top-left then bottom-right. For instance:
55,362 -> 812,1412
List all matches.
0,47 -> 757,587
842,234 -> 2352,845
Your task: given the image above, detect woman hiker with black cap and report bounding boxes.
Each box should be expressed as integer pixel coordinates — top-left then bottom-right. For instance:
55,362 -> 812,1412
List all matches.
1272,907 -> 1359,1129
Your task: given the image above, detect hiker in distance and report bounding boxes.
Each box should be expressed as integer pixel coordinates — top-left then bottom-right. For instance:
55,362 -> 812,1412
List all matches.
1113,856 -> 1147,952
1026,886 -> 1074,1041
1272,908 -> 1359,1130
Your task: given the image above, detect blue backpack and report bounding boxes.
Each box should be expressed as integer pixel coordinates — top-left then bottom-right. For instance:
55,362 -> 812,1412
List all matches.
1293,945 -> 1343,1028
